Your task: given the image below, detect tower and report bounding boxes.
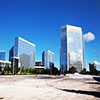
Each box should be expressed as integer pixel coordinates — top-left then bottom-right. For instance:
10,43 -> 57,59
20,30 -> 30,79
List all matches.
60,25 -> 85,73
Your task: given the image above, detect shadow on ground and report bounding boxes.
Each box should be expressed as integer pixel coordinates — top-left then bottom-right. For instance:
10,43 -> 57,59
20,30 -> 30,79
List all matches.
59,89 -> 100,98
86,82 -> 100,84
93,77 -> 100,82
23,75 -> 64,80
34,76 -> 64,79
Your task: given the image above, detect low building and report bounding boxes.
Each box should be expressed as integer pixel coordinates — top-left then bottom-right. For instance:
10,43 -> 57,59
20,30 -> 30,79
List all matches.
34,66 -> 45,69
35,62 -> 45,69
34,62 -> 45,74
0,60 -> 11,71
35,62 -> 43,66
89,62 -> 96,74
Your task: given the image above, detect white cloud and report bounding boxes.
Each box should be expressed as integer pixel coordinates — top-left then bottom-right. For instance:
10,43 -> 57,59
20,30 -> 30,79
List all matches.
83,32 -> 95,42
94,61 -> 100,66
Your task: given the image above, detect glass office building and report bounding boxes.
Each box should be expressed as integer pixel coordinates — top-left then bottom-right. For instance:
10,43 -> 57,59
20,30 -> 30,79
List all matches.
9,37 -> 35,73
60,25 -> 85,73
0,51 -> 6,61
42,50 -> 54,69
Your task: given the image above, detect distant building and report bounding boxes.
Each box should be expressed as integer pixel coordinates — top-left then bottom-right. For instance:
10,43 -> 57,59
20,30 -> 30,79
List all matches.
0,51 -> 11,71
0,51 -> 6,61
35,62 -> 43,66
9,37 -> 35,73
89,62 -> 96,74
34,62 -> 45,69
0,60 -> 11,71
60,25 -> 85,73
42,50 -> 54,69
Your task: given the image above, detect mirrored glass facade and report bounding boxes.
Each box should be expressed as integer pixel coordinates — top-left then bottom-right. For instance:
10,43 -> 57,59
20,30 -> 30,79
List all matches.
9,37 -> 35,69
42,50 -> 54,69
60,25 -> 85,73
0,51 -> 6,61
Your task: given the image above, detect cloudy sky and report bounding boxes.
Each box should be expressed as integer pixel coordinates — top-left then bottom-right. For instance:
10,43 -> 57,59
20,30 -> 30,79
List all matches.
0,0 -> 100,70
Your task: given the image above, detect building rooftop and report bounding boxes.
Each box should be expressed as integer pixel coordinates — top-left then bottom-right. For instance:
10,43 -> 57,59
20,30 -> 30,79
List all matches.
0,60 -> 11,64
44,50 -> 54,54
34,66 -> 45,69
61,24 -> 82,33
67,24 -> 82,32
17,37 -> 36,47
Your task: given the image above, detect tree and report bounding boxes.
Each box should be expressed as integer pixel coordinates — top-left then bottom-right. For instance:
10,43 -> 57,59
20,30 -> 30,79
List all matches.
16,67 -> 20,74
69,66 -> 77,74
80,68 -> 86,74
31,68 -> 36,74
10,66 -> 14,73
25,67 -> 29,74
4,66 -> 10,74
29,68 -> 32,74
64,70 -> 67,76
40,69 -> 44,74
52,66 -> 59,75
0,66 -> 2,74
44,68 -> 50,74
21,66 -> 25,74
4,66 -> 7,73
58,69 -> 61,75
61,65 -> 64,74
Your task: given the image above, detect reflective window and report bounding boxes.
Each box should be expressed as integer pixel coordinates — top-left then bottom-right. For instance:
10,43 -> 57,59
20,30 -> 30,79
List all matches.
42,50 -> 54,69
14,37 -> 35,68
60,25 -> 84,72
0,51 -> 6,61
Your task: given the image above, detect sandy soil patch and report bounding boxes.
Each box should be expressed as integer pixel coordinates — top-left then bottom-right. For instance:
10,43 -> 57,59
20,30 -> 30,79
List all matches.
0,75 -> 100,100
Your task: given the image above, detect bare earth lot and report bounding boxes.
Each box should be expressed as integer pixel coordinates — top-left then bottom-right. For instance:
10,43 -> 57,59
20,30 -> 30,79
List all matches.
0,75 -> 100,100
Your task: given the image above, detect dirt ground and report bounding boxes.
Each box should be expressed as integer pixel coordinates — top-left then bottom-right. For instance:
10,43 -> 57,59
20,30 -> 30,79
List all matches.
0,74 -> 100,100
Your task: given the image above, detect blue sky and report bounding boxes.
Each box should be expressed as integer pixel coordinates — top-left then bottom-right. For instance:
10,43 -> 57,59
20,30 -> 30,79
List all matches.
0,0 -> 100,70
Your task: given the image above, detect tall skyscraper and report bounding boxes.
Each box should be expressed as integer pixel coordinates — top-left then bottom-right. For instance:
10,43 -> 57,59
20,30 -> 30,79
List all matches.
42,50 -> 54,69
60,25 -> 85,73
9,37 -> 35,73
0,51 -> 6,61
